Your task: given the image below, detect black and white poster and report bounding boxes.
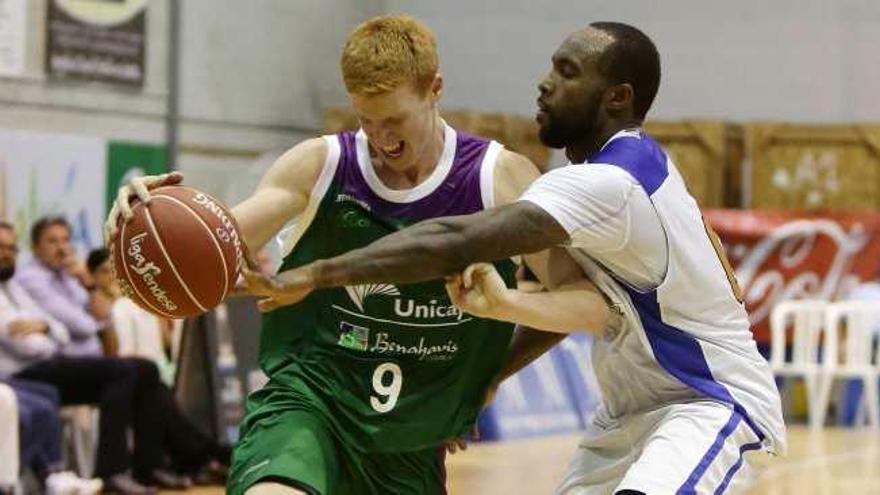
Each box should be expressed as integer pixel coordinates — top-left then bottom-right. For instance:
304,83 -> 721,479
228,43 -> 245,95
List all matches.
45,0 -> 147,86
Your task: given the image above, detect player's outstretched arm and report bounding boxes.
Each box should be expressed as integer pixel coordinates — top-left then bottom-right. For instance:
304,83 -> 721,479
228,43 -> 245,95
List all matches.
246,200 -> 567,311
242,148 -> 569,311
280,198 -> 561,289
307,148 -> 567,283
105,138 -> 327,256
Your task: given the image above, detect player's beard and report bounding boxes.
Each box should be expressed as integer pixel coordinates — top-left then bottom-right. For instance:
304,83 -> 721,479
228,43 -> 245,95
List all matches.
538,92 -> 604,151
0,263 -> 15,282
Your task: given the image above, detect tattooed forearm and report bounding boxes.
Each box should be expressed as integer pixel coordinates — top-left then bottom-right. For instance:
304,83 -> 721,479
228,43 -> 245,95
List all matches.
308,202 -> 569,288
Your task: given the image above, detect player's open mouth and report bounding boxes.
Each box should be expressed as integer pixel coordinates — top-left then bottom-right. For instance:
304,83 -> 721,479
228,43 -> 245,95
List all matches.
380,141 -> 405,159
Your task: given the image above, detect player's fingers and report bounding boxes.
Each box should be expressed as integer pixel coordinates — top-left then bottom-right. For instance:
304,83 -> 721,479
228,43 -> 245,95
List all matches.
444,278 -> 457,296
473,263 -> 494,279
227,281 -> 252,298
240,241 -> 262,272
241,267 -> 259,283
476,264 -> 501,291
104,203 -> 120,244
447,439 -> 465,453
257,298 -> 279,312
471,423 -> 480,441
245,255 -> 261,273
142,171 -> 178,189
131,176 -> 154,204
464,263 -> 491,289
462,264 -> 478,288
133,171 -> 183,203
160,171 -> 185,186
242,269 -> 272,294
445,274 -> 462,292
142,172 -> 167,186
445,280 -> 463,307
470,267 -> 484,287
104,224 -> 116,245
116,185 -> 135,220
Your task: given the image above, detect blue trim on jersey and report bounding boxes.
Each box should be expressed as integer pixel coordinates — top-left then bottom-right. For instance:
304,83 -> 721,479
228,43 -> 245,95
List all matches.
624,287 -> 766,442
589,132 -> 669,195
679,411 -> 740,494
714,440 -> 763,494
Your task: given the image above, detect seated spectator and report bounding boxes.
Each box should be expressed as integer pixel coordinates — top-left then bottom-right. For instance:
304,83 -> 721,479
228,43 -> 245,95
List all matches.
5,378 -> 102,494
87,248 -> 230,484
0,220 -> 170,494
87,248 -> 177,385
16,216 -> 109,357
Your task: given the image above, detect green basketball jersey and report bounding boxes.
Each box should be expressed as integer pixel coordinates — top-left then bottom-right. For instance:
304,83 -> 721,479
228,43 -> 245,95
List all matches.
258,127 -> 516,453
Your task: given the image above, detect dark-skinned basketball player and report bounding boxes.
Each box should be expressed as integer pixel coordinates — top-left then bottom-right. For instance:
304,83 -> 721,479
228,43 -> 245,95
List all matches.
106,15 -> 610,495
237,23 -> 786,494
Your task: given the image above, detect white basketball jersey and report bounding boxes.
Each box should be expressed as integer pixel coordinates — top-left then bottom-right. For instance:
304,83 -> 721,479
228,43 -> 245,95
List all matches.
520,130 -> 786,454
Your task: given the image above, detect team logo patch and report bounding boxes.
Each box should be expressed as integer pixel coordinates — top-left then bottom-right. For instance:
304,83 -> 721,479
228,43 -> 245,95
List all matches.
340,209 -> 371,228
345,283 -> 400,311
338,321 -> 370,351
335,195 -> 373,228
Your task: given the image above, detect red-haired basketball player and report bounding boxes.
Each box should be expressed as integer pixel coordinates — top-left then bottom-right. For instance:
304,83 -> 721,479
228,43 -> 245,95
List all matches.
107,15 -> 609,495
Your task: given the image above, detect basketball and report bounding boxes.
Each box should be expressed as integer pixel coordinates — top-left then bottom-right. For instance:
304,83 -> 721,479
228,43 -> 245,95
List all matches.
110,185 -> 243,319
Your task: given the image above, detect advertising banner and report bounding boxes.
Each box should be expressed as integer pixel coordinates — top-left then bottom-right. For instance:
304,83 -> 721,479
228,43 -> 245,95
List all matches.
46,0 -> 147,85
0,129 -> 107,256
706,209 -> 880,342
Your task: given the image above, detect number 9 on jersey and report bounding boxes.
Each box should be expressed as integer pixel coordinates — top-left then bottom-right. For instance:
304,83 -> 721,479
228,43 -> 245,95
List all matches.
370,362 -> 403,413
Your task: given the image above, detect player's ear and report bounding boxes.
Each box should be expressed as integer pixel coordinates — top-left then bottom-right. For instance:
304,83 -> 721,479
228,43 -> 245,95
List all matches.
429,73 -> 443,105
604,83 -> 633,115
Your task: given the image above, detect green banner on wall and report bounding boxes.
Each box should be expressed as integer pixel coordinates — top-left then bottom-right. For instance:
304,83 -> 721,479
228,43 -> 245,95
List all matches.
106,141 -> 167,214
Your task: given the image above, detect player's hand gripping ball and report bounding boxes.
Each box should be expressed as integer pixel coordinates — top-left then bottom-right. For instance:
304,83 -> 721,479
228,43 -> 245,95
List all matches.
109,186 -> 244,318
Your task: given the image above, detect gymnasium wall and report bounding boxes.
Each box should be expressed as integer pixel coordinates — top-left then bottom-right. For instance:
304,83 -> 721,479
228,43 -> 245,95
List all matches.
0,0 -> 168,142
3,1 -> 877,200
0,0 -> 379,195
382,0 -> 880,123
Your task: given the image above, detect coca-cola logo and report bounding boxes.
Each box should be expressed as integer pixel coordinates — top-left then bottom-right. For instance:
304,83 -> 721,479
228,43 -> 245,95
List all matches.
732,219 -> 868,326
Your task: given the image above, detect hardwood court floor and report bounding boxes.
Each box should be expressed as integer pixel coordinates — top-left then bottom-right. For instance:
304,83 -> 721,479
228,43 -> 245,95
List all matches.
174,425 -> 880,494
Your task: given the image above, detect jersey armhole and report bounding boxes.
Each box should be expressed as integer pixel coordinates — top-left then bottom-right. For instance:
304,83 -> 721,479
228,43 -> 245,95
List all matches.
279,135 -> 342,258
479,141 -> 504,209
478,141 -> 522,265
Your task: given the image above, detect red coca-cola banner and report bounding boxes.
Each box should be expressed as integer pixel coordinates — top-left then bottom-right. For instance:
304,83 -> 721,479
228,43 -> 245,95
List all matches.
705,209 -> 880,342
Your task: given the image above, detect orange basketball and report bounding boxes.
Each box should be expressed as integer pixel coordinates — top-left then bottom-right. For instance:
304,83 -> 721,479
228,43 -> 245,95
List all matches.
110,185 -> 243,318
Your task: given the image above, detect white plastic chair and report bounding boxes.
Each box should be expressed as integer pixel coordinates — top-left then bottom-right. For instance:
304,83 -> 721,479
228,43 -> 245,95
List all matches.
814,301 -> 880,428
769,299 -> 831,429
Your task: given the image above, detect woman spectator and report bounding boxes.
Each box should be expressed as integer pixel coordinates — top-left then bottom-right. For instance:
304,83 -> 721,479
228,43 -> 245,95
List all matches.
87,248 -> 230,485
87,249 -> 177,385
